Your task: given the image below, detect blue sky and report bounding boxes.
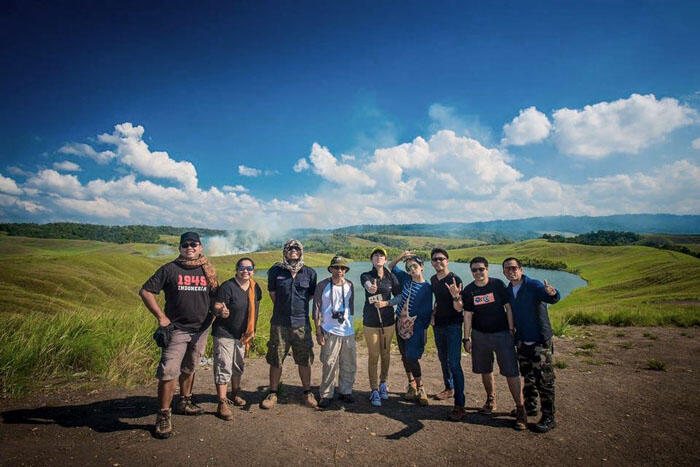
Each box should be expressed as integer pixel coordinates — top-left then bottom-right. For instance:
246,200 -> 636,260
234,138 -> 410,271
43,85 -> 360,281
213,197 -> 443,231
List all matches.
0,0 -> 698,232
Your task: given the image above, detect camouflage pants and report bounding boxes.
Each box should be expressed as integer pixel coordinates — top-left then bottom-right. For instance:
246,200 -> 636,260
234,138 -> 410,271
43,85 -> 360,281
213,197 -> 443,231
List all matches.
517,340 -> 556,416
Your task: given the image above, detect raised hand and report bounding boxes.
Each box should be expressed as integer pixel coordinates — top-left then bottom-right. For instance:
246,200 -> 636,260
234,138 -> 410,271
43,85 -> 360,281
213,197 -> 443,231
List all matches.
368,278 -> 378,294
445,277 -> 462,298
543,279 -> 557,296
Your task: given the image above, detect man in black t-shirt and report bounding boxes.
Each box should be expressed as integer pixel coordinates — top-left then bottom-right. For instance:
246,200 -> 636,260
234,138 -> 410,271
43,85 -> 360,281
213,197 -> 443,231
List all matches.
429,248 -> 466,421
139,232 -> 219,439
457,256 -> 527,430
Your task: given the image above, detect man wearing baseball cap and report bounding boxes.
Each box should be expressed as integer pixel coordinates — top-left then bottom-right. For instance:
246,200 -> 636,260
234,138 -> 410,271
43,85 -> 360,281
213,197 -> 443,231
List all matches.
139,232 -> 219,439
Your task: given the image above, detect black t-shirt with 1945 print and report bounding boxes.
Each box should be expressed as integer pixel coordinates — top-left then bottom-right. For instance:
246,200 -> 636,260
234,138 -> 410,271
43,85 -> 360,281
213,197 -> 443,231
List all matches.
461,278 -> 510,333
142,261 -> 213,332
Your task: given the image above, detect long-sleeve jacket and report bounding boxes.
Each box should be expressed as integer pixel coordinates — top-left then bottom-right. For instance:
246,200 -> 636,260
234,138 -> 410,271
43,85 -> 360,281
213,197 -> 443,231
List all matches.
507,275 -> 560,343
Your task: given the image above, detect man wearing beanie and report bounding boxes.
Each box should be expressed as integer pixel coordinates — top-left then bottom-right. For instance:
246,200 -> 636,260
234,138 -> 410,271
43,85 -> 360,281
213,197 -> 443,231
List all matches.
261,239 -> 318,409
139,232 -> 219,439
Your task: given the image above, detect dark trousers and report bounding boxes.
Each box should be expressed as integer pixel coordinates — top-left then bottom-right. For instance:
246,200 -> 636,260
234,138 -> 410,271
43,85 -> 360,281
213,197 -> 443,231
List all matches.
396,331 -> 422,378
517,340 -> 556,416
433,323 -> 465,407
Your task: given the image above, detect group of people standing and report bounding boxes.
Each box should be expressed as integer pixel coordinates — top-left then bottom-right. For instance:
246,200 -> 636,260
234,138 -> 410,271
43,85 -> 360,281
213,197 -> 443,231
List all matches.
140,232 -> 560,440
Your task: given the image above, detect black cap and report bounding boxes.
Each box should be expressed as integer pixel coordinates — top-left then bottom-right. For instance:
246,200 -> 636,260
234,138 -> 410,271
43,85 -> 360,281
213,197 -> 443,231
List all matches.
180,232 -> 201,244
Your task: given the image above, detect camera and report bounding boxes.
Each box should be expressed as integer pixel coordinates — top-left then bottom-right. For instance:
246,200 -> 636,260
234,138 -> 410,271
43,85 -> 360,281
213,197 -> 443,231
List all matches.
368,294 -> 382,304
332,310 -> 345,323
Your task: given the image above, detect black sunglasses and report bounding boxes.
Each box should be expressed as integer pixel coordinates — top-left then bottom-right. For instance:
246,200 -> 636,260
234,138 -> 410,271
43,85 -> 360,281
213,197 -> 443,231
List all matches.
471,267 -> 486,272
288,246 -> 301,251
431,257 -> 447,262
180,241 -> 199,248
238,265 -> 254,272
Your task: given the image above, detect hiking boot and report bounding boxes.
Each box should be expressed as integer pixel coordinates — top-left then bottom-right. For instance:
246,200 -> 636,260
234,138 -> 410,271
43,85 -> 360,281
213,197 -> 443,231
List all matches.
479,395 -> 496,414
416,386 -> 429,406
318,397 -> 331,409
378,382 -> 389,400
260,392 -> 278,410
369,389 -> 382,407
435,388 -> 454,400
534,414 -> 557,433
338,393 -> 355,404
510,405 -> 538,417
176,395 -> 204,416
403,383 -> 418,401
230,392 -> 246,406
216,399 -> 234,421
303,391 -> 318,409
514,405 -> 527,431
154,408 -> 172,439
449,405 -> 466,422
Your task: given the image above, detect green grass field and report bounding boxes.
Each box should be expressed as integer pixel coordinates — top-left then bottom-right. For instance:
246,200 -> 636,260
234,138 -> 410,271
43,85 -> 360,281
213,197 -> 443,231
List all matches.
0,235 -> 697,397
450,239 -> 700,328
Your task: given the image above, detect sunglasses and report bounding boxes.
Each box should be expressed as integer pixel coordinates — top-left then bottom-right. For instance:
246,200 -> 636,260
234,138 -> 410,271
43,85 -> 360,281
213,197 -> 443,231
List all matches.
180,241 -> 199,248
431,257 -> 447,262
288,246 -> 301,251
406,264 -> 421,271
238,265 -> 254,272
330,266 -> 347,271
471,267 -> 486,273
504,266 -> 520,271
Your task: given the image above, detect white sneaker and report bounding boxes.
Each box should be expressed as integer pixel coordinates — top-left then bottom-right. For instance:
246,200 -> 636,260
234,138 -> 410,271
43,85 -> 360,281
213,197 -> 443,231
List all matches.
369,389 -> 382,407
378,382 -> 389,400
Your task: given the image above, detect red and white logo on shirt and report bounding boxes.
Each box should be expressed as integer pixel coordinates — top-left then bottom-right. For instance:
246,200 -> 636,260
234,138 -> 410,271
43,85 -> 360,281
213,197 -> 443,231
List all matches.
473,293 -> 495,306
177,274 -> 208,291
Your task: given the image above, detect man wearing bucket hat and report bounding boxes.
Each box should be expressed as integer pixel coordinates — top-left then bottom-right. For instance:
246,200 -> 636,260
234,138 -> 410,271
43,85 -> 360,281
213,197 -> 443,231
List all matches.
261,239 -> 318,409
139,231 -> 219,439
312,255 -> 357,409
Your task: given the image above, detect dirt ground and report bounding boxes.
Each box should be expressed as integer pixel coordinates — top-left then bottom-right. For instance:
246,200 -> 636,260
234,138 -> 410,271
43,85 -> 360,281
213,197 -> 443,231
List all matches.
1,326 -> 699,466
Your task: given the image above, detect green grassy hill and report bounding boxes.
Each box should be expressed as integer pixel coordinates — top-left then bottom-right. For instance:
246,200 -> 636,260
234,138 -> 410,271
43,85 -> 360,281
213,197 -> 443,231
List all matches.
0,236 -> 331,397
450,239 -> 700,328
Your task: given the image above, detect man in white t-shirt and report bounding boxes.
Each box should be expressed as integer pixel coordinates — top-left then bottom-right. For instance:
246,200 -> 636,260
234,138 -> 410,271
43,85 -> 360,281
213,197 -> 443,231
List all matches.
312,255 -> 356,409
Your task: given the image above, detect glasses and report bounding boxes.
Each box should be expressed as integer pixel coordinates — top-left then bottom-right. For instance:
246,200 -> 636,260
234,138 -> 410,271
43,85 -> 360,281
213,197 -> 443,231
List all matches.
504,266 -> 520,271
431,257 -> 447,262
330,266 -> 347,271
406,264 -> 420,271
180,241 -> 199,248
288,246 -> 301,252
471,267 -> 486,273
238,265 -> 254,272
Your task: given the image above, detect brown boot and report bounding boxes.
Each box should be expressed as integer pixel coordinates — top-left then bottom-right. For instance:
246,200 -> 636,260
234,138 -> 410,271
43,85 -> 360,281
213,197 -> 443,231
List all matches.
217,399 -> 234,421
260,392 -> 278,410
403,383 -> 418,401
480,395 -> 496,414
416,386 -> 429,406
449,405 -> 466,421
303,391 -> 318,409
514,405 -> 527,430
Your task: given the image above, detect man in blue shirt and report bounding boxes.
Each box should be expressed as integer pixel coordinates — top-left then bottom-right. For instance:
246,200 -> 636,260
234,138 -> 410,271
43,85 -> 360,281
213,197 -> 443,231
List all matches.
261,239 -> 318,410
503,257 -> 560,433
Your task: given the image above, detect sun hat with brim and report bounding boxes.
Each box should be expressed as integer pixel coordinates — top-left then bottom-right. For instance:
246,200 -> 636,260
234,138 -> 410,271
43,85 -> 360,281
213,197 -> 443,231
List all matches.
369,247 -> 388,259
328,255 -> 350,272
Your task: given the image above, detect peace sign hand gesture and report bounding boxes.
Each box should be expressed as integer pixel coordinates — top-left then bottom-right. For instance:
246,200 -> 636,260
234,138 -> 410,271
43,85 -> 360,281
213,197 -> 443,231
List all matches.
543,280 -> 557,296
445,277 -> 462,299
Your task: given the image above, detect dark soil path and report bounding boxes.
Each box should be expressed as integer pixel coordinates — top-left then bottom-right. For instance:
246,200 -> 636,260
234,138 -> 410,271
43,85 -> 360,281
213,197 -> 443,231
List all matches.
1,326 -> 699,466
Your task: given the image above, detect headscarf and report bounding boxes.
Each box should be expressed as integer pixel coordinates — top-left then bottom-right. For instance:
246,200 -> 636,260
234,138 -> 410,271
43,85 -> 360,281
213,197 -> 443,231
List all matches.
273,239 -> 305,275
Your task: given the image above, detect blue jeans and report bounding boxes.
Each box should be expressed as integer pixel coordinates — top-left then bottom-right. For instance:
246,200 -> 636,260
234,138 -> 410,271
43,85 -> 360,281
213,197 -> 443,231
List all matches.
433,323 -> 465,407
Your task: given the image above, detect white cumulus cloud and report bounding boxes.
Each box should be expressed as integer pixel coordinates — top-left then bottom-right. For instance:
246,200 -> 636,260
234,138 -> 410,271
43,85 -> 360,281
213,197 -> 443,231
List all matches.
59,143 -> 116,164
307,143 -> 376,188
552,93 -> 696,158
501,106 -> 552,146
0,174 -> 22,195
222,184 -> 249,193
238,165 -> 262,177
53,160 -> 81,172
293,158 -> 310,172
692,137 -> 700,150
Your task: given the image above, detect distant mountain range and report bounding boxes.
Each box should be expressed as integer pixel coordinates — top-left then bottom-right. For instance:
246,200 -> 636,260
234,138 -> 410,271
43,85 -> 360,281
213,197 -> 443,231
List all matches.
288,214 -> 700,241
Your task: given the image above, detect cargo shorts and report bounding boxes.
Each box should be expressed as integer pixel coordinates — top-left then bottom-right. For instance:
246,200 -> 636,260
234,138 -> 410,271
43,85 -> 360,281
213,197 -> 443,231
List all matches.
266,324 -> 314,367
156,327 -> 209,381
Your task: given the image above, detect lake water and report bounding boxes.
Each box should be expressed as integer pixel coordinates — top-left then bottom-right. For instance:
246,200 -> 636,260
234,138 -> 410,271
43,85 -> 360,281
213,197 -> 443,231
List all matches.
258,261 -> 586,317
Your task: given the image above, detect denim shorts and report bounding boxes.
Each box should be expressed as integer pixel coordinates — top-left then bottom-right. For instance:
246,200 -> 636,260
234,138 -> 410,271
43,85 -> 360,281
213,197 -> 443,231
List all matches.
471,329 -> 520,377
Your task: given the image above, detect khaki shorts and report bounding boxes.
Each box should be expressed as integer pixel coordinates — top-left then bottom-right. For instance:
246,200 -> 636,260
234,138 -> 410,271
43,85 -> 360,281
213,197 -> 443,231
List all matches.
213,336 -> 246,385
266,324 -> 314,367
156,327 -> 209,381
